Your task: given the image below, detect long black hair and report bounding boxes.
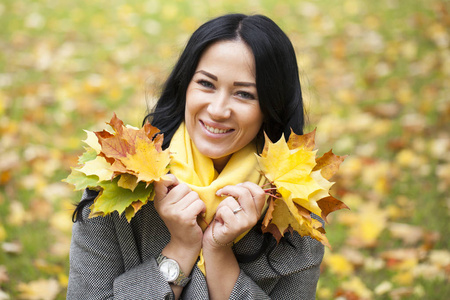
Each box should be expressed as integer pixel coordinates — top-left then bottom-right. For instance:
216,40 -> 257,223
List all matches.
144,13 -> 305,150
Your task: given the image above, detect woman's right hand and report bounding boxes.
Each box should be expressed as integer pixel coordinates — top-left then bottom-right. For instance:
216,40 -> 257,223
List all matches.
154,174 -> 206,254
154,175 -> 205,298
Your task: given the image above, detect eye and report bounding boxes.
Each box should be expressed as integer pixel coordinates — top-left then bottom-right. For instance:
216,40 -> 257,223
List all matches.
197,80 -> 214,89
236,91 -> 256,100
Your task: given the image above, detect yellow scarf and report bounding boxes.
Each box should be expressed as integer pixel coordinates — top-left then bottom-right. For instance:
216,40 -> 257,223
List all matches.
169,123 -> 265,273
170,122 -> 265,226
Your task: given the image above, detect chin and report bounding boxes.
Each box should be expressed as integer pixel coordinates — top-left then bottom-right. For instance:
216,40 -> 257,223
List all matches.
196,145 -> 227,158
200,150 -> 227,160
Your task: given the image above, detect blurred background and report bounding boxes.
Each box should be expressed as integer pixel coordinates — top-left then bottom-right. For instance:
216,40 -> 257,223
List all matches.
0,0 -> 448,299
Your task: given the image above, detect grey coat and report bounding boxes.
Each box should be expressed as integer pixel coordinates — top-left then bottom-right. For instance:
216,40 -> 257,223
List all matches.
67,189 -> 324,299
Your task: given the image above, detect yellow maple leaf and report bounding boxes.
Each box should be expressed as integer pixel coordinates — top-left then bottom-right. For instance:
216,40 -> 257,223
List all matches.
76,156 -> 114,182
257,130 -> 347,247
82,130 -> 102,154
258,134 -> 319,200
117,173 -> 139,191
269,198 -> 329,246
92,113 -> 170,186
119,136 -> 171,184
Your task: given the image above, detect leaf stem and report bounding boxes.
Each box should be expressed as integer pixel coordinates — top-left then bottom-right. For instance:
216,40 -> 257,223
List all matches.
265,192 -> 281,199
261,182 -> 275,189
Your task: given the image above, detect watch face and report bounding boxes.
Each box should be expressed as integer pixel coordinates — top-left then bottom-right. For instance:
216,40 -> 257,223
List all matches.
159,259 -> 179,282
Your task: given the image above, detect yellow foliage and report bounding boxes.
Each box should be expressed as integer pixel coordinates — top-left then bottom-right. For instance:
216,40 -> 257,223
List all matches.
316,287 -> 333,299
50,212 -> 74,234
392,271 -> 414,285
82,130 -> 102,153
64,114 -> 169,222
395,258 -> 419,271
395,149 -> 417,167
349,203 -> 387,247
257,130 -> 347,246
325,253 -> 354,277
58,273 -> 69,288
120,137 -> 171,184
77,156 -> 114,182
341,276 -> 373,299
8,201 -> 28,226
374,281 -> 393,295
0,225 -> 6,242
17,278 -> 60,300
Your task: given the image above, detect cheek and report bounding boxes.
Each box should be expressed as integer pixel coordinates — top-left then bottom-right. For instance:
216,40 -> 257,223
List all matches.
185,102 -> 202,126
239,109 -> 263,141
185,90 -> 198,120
185,85 -> 204,106
247,107 -> 263,130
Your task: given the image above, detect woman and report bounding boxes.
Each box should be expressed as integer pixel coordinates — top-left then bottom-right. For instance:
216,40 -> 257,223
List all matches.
68,14 -> 324,300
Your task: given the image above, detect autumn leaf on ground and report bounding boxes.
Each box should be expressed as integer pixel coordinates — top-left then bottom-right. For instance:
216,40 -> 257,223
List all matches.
347,202 -> 388,248
63,113 -> 170,222
17,278 -> 60,300
257,130 -> 347,247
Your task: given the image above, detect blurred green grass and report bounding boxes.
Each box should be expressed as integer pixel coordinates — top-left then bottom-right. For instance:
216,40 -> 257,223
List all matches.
1,0 -> 449,299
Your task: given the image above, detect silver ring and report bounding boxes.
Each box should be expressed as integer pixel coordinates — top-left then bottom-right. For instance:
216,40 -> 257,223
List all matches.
233,206 -> 243,214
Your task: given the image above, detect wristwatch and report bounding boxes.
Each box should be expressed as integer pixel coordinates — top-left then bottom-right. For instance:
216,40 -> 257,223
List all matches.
156,253 -> 191,287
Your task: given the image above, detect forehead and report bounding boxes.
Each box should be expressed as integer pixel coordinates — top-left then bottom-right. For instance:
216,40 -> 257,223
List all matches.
196,40 -> 256,75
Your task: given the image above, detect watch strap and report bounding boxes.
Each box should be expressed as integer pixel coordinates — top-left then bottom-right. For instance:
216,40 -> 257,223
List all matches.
156,253 -> 166,264
156,253 -> 191,287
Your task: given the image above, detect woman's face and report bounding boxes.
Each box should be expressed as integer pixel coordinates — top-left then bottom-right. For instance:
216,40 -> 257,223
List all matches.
185,40 -> 263,171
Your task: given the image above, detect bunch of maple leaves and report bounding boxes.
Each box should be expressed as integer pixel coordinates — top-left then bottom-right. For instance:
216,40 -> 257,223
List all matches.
65,114 -> 348,247
65,114 -> 171,221
257,130 -> 348,247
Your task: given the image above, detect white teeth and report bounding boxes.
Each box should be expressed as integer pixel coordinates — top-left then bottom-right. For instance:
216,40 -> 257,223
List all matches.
205,124 -> 229,134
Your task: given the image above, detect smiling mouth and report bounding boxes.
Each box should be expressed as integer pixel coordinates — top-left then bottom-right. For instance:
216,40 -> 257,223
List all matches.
203,123 -> 233,134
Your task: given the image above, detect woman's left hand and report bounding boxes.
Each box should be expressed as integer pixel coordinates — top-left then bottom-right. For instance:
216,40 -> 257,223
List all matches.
203,182 -> 266,249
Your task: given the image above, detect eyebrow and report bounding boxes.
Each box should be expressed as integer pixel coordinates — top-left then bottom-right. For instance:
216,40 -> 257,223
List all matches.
195,70 -> 256,87
234,81 -> 256,87
195,70 -> 217,81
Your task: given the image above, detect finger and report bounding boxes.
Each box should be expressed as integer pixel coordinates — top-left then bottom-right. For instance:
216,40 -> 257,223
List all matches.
214,204 -> 236,228
165,183 -> 192,204
171,198 -> 206,228
213,205 -> 248,243
216,185 -> 254,215
183,199 -> 206,219
237,182 -> 266,216
160,174 -> 179,188
154,174 -> 179,200
216,195 -> 240,212
157,189 -> 204,225
175,190 -> 201,211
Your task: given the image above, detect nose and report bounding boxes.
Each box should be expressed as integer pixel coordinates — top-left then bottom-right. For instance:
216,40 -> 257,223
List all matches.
206,91 -> 231,120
